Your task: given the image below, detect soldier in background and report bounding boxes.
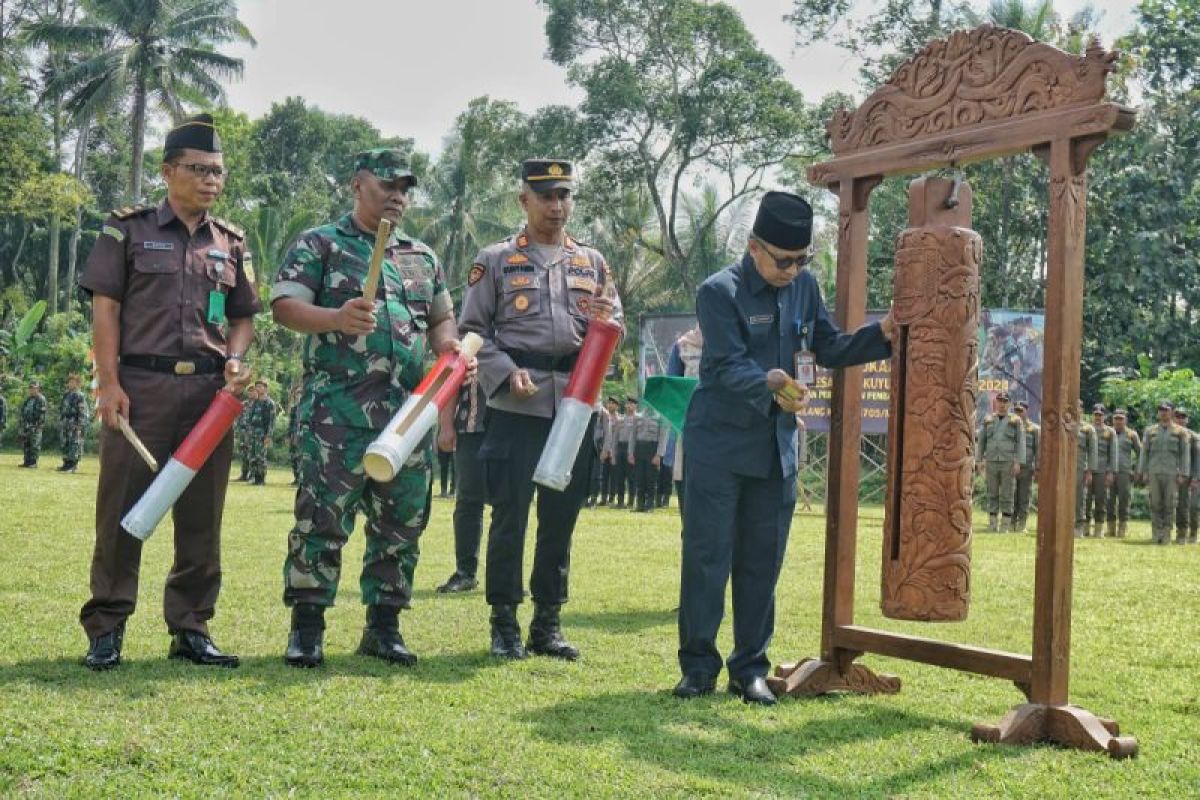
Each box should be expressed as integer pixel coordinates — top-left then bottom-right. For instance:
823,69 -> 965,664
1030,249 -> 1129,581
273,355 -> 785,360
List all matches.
1085,404 -> 1117,537
1012,400 -> 1039,533
1110,408 -> 1141,537
1173,408 -> 1199,544
1073,400 -> 1098,538
234,383 -> 258,481
57,373 -> 90,473
1137,401 -> 1191,545
18,380 -> 48,468
976,391 -> 1025,532
246,379 -> 276,486
286,384 -> 302,486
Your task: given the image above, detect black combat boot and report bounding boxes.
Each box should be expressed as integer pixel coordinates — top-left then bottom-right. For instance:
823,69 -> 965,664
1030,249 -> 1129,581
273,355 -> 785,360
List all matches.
489,604 -> 527,660
285,603 -> 325,668
84,621 -> 125,671
357,605 -> 417,666
527,603 -> 580,661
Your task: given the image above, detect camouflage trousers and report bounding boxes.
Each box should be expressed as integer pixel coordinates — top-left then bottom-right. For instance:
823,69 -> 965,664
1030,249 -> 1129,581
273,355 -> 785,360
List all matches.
288,437 -> 301,482
61,425 -> 85,464
248,435 -> 269,481
21,428 -> 43,464
283,423 -> 432,608
237,431 -> 253,477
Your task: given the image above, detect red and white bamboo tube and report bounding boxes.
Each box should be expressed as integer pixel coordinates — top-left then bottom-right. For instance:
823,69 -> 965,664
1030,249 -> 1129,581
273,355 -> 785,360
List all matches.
533,317 -> 622,491
363,332 -> 484,483
121,390 -> 244,541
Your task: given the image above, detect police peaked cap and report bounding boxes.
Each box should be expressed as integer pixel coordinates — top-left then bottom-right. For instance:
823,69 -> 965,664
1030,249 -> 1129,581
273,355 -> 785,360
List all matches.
752,191 -> 813,251
165,113 -> 221,153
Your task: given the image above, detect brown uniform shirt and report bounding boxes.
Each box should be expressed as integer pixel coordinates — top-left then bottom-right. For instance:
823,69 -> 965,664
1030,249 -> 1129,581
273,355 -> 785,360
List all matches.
79,200 -> 261,359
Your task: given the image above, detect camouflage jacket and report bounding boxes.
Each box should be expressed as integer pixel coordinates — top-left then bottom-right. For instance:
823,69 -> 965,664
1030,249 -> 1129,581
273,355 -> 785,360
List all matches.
60,390 -> 89,429
20,395 -> 47,432
246,397 -> 277,436
270,213 -> 453,430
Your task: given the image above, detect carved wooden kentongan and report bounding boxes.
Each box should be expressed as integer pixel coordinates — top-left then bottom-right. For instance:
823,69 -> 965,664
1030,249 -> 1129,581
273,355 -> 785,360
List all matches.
882,178 -> 981,622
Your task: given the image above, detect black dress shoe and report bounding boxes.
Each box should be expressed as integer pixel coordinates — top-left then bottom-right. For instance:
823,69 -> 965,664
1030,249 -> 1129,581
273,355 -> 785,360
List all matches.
84,623 -> 125,671
284,603 -> 325,668
490,605 -> 527,660
673,672 -> 717,698
436,572 -> 478,593
168,631 -> 240,668
357,605 -> 417,666
728,675 -> 777,706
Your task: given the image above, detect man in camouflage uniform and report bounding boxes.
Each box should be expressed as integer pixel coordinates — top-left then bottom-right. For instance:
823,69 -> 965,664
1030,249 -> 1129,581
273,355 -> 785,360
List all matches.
1012,400 -> 1039,533
1085,404 -> 1117,537
1172,408 -> 1199,544
459,158 -> 623,661
272,148 -> 462,668
57,373 -> 90,473
976,392 -> 1025,532
18,380 -> 48,468
234,383 -> 258,481
246,379 -> 276,485
1073,400 -> 1098,538
1110,408 -> 1141,537
1137,401 -> 1191,545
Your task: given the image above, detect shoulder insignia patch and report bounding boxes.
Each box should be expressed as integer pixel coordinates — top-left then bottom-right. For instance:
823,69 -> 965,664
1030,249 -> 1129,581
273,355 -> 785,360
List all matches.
111,205 -> 149,220
101,224 -> 125,242
506,253 -> 530,265
214,217 -> 245,239
516,232 -> 529,249
467,264 -> 485,287
570,255 -> 590,267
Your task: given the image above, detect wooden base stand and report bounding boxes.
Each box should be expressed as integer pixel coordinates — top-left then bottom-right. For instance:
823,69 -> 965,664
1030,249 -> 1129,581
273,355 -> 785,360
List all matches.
971,703 -> 1138,759
768,658 -> 901,697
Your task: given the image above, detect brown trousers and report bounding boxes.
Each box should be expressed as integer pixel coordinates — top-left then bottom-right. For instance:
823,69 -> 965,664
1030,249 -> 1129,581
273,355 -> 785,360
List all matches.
79,367 -> 233,639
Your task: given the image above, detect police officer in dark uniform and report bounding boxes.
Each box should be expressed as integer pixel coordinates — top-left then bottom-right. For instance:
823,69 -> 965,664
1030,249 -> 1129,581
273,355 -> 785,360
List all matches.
459,159 -> 624,661
78,114 -> 259,670
674,191 -> 894,704
437,375 -> 489,593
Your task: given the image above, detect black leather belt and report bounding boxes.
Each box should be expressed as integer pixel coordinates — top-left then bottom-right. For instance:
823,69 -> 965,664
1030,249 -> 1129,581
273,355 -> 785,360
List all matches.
121,354 -> 226,375
503,349 -> 579,373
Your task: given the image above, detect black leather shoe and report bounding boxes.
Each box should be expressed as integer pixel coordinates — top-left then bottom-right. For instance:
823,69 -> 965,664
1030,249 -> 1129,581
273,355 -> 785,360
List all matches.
728,675 -> 777,706
436,572 -> 478,593
284,603 -> 325,668
168,631 -> 240,668
527,604 -> 580,661
357,605 -> 417,666
84,623 -> 125,671
672,672 -> 717,698
490,605 -> 527,660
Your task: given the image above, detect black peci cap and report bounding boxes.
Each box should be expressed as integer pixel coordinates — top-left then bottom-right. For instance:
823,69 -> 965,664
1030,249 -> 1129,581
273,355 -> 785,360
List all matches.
752,191 -> 813,251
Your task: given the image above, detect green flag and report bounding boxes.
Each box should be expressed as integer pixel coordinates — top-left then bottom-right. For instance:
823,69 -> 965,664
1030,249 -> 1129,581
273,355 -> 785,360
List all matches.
643,376 -> 699,434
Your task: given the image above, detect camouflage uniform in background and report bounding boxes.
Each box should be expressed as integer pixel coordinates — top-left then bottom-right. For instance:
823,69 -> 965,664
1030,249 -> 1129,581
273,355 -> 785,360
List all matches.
234,400 -> 253,481
246,393 -> 277,485
287,401 -> 302,484
19,392 -> 48,466
59,388 -> 90,469
271,210 -> 452,609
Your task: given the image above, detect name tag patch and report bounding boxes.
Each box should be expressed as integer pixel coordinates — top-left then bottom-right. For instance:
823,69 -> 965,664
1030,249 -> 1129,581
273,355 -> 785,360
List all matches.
568,277 -> 597,292
749,314 -> 774,325
143,241 -> 175,251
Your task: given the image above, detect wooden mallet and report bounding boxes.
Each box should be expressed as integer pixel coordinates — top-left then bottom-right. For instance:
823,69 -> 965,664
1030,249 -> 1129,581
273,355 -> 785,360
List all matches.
117,414 -> 158,472
362,218 -> 393,301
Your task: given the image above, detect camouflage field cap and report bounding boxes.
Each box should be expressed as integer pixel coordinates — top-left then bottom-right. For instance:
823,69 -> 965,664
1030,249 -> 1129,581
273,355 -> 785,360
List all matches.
354,148 -> 416,184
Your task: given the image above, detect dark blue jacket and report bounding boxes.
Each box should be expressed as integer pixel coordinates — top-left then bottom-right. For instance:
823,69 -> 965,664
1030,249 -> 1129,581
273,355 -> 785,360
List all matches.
684,254 -> 891,478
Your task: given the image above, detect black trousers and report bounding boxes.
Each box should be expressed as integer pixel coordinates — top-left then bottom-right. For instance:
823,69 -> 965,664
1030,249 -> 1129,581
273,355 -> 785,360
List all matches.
599,460 -> 614,503
437,449 -> 454,495
633,441 -> 657,510
587,449 -> 604,503
678,457 -> 795,680
452,432 -> 486,578
611,444 -> 629,505
658,463 -> 674,506
480,409 -> 594,606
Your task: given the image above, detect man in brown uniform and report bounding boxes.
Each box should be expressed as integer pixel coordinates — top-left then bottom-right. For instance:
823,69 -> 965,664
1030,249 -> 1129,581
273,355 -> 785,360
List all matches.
78,114 -> 258,670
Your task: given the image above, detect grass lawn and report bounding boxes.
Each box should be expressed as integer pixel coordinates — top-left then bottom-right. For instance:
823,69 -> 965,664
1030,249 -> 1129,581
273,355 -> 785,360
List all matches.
1,452 -> 1197,798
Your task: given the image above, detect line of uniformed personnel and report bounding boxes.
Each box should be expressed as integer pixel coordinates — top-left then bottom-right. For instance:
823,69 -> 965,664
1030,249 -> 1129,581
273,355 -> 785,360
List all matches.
597,396 -> 664,512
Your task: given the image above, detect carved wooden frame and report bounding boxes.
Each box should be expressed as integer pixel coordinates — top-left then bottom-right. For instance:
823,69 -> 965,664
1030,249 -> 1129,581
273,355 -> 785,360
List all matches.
768,24 -> 1138,759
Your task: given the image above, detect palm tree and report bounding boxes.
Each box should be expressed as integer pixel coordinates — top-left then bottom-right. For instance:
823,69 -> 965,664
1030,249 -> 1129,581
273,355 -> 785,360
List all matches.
25,0 -> 254,203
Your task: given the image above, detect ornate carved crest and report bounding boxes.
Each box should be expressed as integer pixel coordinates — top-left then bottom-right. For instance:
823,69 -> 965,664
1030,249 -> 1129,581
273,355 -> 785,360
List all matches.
828,25 -> 1119,155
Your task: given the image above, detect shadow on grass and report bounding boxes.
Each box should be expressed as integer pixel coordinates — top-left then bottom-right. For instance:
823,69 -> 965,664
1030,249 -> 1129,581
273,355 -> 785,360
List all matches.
522,691 -> 1023,797
0,650 -> 511,695
563,607 -> 676,633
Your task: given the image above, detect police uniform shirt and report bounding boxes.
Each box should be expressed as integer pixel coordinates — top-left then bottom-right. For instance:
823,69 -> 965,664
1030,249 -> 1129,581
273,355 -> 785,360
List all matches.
80,201 -> 261,358
459,230 -> 624,419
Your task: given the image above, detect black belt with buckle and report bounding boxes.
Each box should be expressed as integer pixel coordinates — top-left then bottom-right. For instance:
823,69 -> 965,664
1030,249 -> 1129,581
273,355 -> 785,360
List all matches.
502,349 -> 579,373
120,354 -> 226,375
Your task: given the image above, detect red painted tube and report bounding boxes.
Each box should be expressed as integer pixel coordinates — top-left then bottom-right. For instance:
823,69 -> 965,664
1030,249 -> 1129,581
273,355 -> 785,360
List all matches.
429,354 -> 472,410
174,391 -> 244,470
563,317 -> 622,404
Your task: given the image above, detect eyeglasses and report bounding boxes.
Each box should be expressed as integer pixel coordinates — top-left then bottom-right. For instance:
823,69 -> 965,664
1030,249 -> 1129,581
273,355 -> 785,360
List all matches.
751,237 -> 814,270
174,163 -> 227,180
